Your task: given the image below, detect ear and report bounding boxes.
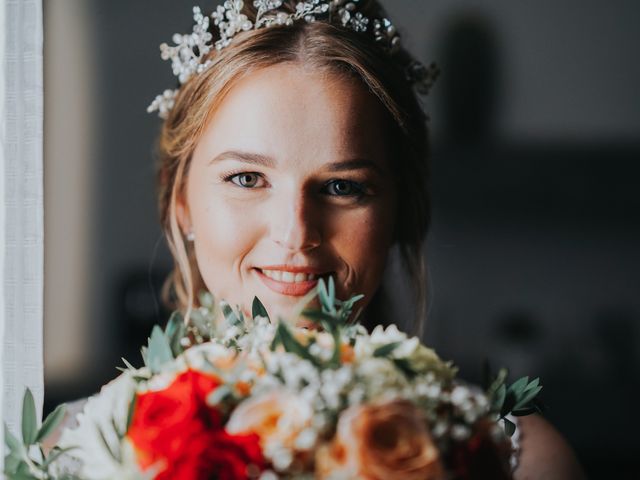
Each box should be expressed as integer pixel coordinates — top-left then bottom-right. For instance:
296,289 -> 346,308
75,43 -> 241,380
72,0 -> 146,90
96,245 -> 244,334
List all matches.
175,191 -> 192,236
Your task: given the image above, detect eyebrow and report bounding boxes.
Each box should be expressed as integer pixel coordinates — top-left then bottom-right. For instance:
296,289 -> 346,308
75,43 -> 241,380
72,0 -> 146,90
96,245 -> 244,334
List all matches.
209,150 -> 276,168
210,150 -> 385,174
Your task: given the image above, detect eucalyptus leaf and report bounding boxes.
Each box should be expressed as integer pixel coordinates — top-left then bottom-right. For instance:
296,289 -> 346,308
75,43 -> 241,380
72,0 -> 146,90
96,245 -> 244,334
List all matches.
4,424 -> 25,457
373,342 -> 402,358
165,312 -> 186,356
252,297 -> 270,322
7,471 -> 39,480
393,358 -> 417,378
302,309 -> 336,324
222,303 -> 242,327
511,407 -> 538,417
507,376 -> 529,396
523,377 -> 540,391
513,385 -> 543,411
140,345 -> 148,365
275,322 -> 318,365
147,325 -> 173,374
35,404 -> 66,443
501,391 -> 517,417
3,451 -> 21,474
120,357 -> 136,371
492,384 -> 506,412
487,367 -> 508,399
327,276 -> 335,301
21,389 -> 37,446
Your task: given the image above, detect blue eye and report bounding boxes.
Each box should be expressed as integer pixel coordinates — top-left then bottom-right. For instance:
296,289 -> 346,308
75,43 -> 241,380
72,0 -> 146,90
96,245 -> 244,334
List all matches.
324,179 -> 364,197
228,172 -> 262,188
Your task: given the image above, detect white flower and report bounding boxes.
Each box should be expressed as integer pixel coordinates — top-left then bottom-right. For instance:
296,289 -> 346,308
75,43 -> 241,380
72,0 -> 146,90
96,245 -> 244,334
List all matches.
57,371 -> 138,479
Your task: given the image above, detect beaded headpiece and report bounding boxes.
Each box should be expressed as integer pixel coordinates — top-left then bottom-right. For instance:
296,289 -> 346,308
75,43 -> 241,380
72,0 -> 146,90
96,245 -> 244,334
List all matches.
148,0 -> 438,118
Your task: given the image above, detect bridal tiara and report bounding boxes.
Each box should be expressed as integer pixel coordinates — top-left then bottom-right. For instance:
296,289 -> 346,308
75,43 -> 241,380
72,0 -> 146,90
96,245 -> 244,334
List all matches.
148,0 -> 439,118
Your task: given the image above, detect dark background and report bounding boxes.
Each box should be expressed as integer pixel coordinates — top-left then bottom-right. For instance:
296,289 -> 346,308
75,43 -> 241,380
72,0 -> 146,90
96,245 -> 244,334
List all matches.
43,1 -> 639,478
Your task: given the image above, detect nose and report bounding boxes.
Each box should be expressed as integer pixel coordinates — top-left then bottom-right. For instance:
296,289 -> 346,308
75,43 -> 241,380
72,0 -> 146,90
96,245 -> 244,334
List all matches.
269,191 -> 322,252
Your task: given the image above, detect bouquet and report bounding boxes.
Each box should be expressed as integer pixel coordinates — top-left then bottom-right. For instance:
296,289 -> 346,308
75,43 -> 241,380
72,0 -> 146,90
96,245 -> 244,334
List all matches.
4,279 -> 542,479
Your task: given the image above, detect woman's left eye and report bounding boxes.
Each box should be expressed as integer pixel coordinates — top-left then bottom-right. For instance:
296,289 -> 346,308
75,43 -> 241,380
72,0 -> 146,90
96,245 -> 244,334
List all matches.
323,179 -> 365,197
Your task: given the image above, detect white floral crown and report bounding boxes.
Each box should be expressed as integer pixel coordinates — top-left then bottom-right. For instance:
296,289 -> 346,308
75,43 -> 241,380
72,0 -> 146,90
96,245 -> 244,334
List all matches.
148,0 -> 439,118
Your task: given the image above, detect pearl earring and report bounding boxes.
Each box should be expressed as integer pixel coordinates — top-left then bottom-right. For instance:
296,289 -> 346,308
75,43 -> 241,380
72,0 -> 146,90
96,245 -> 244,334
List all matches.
186,231 -> 195,242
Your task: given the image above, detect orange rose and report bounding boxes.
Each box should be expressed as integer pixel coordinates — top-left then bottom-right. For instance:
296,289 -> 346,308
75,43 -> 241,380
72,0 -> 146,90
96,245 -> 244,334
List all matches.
317,399 -> 444,480
225,390 -> 313,451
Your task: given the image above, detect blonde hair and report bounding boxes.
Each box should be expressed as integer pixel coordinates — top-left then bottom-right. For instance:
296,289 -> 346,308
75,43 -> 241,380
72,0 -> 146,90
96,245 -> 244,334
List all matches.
156,3 -> 430,332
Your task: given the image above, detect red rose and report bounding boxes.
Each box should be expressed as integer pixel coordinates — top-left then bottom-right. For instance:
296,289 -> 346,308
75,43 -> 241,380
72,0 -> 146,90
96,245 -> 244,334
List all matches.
127,369 -> 263,478
157,430 -> 264,480
446,420 -> 512,480
128,370 -> 222,467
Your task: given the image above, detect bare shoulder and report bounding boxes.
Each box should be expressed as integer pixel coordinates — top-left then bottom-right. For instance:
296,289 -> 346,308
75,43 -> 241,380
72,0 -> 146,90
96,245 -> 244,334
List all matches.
514,415 -> 586,480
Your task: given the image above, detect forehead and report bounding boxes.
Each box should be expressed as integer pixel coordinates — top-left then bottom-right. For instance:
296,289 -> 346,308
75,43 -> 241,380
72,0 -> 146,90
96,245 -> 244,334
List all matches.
195,63 -> 390,169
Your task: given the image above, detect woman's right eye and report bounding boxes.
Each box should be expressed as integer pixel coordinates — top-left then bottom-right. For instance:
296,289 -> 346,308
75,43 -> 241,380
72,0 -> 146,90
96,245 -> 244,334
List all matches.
226,172 -> 265,188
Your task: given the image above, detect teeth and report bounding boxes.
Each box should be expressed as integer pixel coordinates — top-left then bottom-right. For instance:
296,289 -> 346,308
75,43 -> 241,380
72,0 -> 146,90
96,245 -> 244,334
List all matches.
261,269 -> 318,283
282,271 -> 294,283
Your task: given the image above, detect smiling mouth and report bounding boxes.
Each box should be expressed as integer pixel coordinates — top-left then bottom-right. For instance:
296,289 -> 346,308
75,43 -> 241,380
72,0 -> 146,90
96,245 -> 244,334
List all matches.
254,268 -> 334,296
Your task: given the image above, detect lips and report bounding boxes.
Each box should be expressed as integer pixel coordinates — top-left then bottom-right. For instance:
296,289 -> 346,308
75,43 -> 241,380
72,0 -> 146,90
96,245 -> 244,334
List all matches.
254,266 -> 333,297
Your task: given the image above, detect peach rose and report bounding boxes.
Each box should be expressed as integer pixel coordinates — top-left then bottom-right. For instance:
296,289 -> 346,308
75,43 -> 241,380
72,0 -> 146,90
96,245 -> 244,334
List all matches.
225,390 -> 313,452
316,400 -> 444,480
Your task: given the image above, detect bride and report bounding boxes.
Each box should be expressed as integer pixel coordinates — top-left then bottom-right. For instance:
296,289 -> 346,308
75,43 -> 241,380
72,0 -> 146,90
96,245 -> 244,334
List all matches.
56,1 -> 584,478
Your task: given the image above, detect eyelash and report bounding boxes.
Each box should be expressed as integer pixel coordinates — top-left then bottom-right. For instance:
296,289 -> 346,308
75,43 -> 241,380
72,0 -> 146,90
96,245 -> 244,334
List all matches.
220,171 -> 368,198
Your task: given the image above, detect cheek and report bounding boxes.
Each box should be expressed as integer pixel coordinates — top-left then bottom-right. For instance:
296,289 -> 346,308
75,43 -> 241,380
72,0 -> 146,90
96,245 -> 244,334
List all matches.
191,196 -> 264,296
331,202 -> 395,296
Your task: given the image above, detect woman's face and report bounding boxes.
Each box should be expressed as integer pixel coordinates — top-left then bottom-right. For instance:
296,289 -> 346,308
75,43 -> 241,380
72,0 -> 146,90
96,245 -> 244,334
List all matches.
178,63 -> 397,323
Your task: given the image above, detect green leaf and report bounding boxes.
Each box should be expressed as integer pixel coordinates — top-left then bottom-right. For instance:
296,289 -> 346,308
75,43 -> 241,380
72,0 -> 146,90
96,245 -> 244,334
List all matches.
147,326 -> 173,374
140,345 -> 148,365
120,357 -> 136,371
4,451 -> 22,474
511,407 -> 538,417
165,312 -> 186,357
4,424 -> 25,456
492,384 -> 506,412
275,322 -> 318,365
221,303 -> 242,327
252,297 -> 270,322
35,404 -> 66,443
21,389 -> 38,446
327,276 -> 335,301
126,397 -> 136,432
501,391 -> 518,417
524,377 -> 540,391
96,424 -> 120,462
486,367 -> 508,399
6,471 -> 39,480
373,342 -> 402,358
503,417 -> 516,437
329,328 -> 342,368
302,309 -> 336,325
41,446 -> 77,468
507,376 -> 529,396
340,294 -> 364,313
514,385 -> 543,411
393,358 -> 417,378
